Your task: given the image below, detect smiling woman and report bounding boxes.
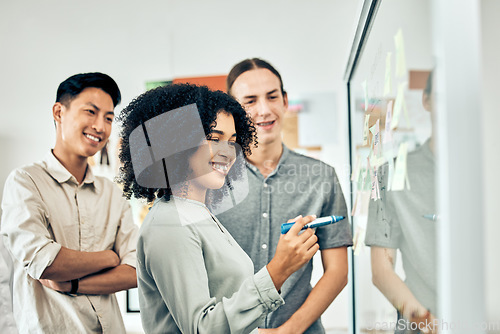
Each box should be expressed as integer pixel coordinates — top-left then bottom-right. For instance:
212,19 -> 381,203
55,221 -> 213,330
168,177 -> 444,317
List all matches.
117,83 -> 255,204
186,112 -> 238,203
117,83 -> 322,334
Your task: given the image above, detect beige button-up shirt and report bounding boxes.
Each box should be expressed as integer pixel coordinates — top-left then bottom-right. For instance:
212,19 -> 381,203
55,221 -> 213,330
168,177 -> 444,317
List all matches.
1,151 -> 138,333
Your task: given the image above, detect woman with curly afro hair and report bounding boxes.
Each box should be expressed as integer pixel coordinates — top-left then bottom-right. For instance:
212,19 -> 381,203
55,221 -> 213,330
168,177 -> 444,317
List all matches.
118,83 -> 319,334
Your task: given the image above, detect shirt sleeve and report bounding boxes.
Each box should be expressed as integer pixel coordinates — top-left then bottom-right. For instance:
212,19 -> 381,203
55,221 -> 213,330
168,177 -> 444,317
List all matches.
365,164 -> 402,248
317,166 -> 353,249
141,222 -> 284,334
0,237 -> 18,334
0,169 -> 61,280
112,188 -> 138,268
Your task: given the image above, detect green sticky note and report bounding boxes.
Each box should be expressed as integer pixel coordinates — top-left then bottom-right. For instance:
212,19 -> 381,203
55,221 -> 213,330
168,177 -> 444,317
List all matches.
394,28 -> 407,77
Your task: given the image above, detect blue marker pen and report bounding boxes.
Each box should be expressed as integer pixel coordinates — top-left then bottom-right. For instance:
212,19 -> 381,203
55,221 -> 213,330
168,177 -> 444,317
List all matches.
281,215 -> 345,234
423,214 -> 439,221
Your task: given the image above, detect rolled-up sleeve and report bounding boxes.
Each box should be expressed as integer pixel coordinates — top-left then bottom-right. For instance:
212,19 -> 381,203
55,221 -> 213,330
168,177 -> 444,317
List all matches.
0,170 -> 61,280
221,266 -> 284,333
142,223 -> 283,334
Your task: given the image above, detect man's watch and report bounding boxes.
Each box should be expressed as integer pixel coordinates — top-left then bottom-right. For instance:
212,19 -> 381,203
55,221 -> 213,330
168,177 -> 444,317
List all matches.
70,279 -> 79,294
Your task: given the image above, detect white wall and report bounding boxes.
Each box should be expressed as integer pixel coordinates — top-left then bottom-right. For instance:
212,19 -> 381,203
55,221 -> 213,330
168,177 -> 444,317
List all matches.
481,0 -> 500,325
0,1 -> 361,332
0,0 -> 361,203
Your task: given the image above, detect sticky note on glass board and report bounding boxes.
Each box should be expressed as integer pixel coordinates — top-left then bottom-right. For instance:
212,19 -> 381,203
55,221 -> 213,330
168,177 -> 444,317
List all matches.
351,190 -> 363,216
392,142 -> 409,191
367,157 -> 379,201
352,190 -> 370,217
370,166 -> 381,200
363,114 -> 370,145
361,159 -> 370,191
394,28 -> 407,77
391,82 -> 406,130
370,119 -> 381,157
351,191 -> 360,216
353,225 -> 367,256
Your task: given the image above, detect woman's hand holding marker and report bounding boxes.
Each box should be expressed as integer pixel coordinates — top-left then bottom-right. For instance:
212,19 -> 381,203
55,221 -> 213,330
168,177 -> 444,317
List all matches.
266,215 -> 319,291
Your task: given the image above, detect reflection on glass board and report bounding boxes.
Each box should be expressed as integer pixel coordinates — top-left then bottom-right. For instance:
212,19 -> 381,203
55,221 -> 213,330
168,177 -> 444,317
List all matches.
365,73 -> 437,334
347,0 -> 436,333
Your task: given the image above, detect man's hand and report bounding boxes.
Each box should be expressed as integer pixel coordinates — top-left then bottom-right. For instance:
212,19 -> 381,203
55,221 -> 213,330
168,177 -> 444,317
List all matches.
39,279 -> 71,293
399,303 -> 439,334
409,311 -> 439,334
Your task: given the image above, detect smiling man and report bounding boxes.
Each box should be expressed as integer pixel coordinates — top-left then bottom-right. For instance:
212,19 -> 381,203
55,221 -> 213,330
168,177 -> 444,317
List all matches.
1,73 -> 138,333
216,58 -> 353,333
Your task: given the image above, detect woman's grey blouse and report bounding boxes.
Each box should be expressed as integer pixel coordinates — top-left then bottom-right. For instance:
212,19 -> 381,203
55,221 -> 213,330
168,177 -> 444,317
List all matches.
136,196 -> 284,334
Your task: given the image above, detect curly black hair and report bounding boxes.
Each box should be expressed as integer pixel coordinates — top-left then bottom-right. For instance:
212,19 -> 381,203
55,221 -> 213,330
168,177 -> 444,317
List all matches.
117,83 -> 256,203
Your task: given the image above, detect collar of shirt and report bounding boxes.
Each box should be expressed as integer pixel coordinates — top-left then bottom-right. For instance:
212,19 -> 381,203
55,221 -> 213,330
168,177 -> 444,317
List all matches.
245,144 -> 291,180
44,151 -> 98,191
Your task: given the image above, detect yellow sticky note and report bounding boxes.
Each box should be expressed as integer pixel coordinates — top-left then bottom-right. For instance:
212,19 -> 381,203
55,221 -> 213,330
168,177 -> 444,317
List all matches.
391,82 -> 406,130
392,142 -> 408,191
394,28 -> 407,77
384,52 -> 392,96
363,114 -> 370,145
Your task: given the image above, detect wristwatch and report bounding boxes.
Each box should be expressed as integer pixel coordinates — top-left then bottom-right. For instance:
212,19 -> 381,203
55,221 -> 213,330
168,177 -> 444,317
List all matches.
70,279 -> 79,294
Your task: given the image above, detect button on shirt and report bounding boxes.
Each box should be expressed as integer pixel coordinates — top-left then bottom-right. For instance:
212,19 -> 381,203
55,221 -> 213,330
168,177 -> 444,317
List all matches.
216,145 -> 353,333
1,151 -> 138,333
